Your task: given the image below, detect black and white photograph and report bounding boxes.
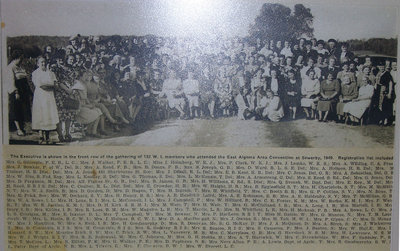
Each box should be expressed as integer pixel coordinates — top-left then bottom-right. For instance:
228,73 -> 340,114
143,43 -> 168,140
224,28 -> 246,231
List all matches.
2,0 -> 398,147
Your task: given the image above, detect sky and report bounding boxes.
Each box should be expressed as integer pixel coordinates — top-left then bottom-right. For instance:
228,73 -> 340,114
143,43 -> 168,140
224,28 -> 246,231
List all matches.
0,0 -> 398,40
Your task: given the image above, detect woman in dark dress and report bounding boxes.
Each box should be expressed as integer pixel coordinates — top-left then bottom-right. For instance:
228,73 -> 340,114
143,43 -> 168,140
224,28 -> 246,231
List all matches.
8,50 -> 33,136
317,72 -> 340,122
200,66 -> 217,118
283,70 -> 301,120
376,64 -> 395,125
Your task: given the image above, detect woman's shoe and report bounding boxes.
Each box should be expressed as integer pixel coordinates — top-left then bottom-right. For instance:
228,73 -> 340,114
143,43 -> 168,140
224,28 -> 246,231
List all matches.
58,135 -> 65,143
64,134 -> 73,142
92,133 -> 104,138
109,118 -> 118,124
114,125 -> 121,132
99,130 -> 110,136
38,137 -> 45,144
121,118 -> 130,124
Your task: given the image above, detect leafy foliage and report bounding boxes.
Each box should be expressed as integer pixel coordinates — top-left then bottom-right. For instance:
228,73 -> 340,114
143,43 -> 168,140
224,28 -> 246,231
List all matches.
347,38 -> 397,57
249,3 -> 314,42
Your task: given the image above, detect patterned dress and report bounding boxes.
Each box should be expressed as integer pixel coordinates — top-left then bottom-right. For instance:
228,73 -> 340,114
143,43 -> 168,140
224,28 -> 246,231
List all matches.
214,78 -> 232,109
54,65 -> 77,121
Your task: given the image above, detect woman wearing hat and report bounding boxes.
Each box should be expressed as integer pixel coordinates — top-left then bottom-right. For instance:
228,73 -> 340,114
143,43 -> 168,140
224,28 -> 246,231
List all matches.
327,39 -> 338,57
66,35 -> 79,54
316,40 -> 329,57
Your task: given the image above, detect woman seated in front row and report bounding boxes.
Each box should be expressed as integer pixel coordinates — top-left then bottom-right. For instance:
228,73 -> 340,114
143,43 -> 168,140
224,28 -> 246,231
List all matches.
336,74 -> 358,123
301,69 -> 320,120
72,71 -> 103,137
257,89 -> 284,122
343,76 -> 374,125
316,72 -> 340,122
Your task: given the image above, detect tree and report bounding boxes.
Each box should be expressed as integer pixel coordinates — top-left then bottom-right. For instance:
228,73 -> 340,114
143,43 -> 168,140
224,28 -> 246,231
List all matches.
291,4 -> 314,39
249,3 -> 314,42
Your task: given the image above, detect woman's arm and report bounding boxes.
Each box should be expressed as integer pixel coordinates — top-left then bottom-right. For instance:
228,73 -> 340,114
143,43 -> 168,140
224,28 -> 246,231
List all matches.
269,97 -> 280,110
357,86 -> 374,101
213,81 -> 222,95
313,80 -> 320,96
320,82 -> 328,99
58,82 -> 72,94
328,80 -> 340,99
388,80 -> 393,99
348,84 -> 359,100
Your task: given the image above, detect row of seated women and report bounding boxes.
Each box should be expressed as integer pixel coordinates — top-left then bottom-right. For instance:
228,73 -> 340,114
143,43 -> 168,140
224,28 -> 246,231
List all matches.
234,69 -> 374,124
299,63 -> 394,125
301,69 -> 374,124
29,56 -> 131,144
159,62 -> 388,125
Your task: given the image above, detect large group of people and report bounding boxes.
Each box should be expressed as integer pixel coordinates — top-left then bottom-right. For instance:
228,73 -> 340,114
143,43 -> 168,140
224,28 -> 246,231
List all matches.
6,34 -> 397,144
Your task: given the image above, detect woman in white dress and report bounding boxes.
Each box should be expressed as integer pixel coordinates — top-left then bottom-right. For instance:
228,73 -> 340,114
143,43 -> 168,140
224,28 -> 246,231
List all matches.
31,57 -> 59,144
161,69 -> 185,118
264,89 -> 284,122
182,70 -> 200,118
301,69 -> 320,119
343,77 -> 374,124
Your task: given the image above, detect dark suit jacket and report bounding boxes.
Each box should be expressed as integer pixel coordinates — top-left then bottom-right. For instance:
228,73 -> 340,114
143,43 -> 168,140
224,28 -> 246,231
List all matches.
335,51 -> 354,63
322,66 -> 340,80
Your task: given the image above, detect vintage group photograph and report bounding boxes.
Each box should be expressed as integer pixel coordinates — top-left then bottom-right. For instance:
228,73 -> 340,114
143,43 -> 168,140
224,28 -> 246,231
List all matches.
2,0 -> 397,147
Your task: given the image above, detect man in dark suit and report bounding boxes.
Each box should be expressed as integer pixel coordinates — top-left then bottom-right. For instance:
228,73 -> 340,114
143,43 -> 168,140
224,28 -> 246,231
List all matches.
322,57 -> 340,80
303,40 -> 318,61
327,38 -> 338,57
336,42 -> 354,64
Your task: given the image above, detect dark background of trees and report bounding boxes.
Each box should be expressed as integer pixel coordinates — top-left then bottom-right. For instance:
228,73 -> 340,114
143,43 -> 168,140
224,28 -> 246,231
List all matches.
346,38 -> 397,57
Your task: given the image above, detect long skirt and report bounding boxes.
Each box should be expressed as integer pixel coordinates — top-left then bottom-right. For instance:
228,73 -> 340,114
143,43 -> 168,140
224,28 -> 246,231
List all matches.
32,88 -> 59,130
266,106 -> 284,122
14,78 -> 33,124
301,95 -> 318,109
343,100 -> 371,119
336,101 -> 351,116
317,99 -> 335,112
75,106 -> 102,125
166,93 -> 185,109
187,95 -> 199,107
234,94 -> 247,120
